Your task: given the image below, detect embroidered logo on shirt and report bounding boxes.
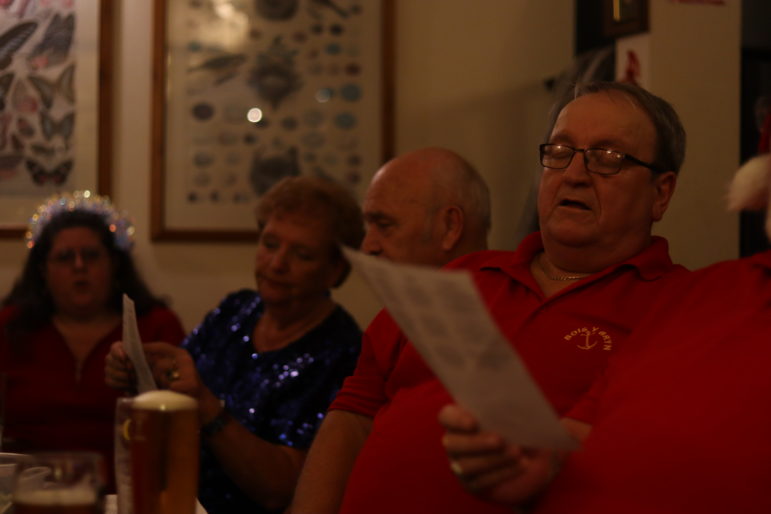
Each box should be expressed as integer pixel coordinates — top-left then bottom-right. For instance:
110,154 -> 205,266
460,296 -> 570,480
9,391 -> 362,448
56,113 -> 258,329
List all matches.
563,326 -> 613,351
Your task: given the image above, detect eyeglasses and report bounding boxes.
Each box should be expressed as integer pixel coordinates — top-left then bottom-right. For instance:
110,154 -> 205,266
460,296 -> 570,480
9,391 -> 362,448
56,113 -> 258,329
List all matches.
539,143 -> 662,176
48,247 -> 107,267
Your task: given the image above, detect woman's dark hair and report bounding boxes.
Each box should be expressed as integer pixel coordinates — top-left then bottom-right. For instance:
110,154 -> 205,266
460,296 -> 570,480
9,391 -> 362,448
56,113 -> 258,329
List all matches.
2,209 -> 166,342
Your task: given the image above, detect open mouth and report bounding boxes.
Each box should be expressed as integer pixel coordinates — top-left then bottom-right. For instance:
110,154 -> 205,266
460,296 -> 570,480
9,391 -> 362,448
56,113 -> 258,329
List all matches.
559,199 -> 590,210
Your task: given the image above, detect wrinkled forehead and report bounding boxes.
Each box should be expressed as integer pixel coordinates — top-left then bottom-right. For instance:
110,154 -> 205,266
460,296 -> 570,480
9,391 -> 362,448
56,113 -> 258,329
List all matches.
551,91 -> 656,152
364,171 -> 433,214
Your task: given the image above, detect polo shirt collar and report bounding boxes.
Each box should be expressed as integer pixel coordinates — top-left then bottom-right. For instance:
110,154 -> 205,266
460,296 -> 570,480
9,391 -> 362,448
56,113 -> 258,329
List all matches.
480,232 -> 675,282
476,232 -> 543,282
747,249 -> 771,272
617,236 -> 676,281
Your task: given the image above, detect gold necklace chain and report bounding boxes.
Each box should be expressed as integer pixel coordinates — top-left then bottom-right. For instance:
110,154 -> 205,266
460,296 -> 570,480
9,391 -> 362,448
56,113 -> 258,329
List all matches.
537,253 -> 591,281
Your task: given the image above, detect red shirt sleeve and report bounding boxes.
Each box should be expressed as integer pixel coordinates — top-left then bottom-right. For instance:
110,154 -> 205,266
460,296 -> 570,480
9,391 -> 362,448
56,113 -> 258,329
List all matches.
330,310 -> 403,417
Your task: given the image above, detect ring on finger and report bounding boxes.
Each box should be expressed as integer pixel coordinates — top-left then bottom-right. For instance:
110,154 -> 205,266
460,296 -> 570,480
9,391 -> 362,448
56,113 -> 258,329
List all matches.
166,360 -> 181,382
449,460 -> 464,476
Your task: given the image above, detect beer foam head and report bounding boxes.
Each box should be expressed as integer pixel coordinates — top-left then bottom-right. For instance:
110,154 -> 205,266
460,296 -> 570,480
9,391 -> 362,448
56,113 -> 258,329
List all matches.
133,390 -> 197,411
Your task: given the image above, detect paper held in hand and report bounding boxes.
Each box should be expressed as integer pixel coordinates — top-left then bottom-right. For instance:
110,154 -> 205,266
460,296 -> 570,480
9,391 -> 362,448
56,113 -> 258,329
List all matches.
343,248 -> 579,451
122,294 -> 157,393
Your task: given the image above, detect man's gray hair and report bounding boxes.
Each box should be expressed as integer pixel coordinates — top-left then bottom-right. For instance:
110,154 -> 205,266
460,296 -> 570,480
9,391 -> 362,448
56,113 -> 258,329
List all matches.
547,81 -> 686,174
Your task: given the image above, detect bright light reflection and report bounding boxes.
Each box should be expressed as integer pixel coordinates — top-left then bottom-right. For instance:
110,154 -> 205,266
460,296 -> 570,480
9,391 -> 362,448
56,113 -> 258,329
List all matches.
208,0 -> 248,49
213,0 -> 235,19
247,108 -> 263,123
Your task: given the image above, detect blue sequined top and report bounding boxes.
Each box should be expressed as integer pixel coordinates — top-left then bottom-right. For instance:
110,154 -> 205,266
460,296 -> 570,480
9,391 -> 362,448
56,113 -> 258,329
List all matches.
183,290 -> 362,514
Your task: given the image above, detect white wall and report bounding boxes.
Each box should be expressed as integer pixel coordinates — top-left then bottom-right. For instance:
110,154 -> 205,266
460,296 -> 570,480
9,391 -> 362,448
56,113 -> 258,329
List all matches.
648,0 -> 741,269
0,1 -> 741,332
393,1 -> 574,252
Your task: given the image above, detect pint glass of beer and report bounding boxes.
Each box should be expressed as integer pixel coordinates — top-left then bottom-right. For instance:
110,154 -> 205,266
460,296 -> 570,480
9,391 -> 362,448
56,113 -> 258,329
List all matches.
11,451 -> 105,514
130,390 -> 198,514
114,397 -> 133,514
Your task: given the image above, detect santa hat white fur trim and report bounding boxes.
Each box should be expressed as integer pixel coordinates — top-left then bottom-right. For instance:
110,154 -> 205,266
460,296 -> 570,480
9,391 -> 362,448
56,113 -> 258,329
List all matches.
727,153 -> 771,238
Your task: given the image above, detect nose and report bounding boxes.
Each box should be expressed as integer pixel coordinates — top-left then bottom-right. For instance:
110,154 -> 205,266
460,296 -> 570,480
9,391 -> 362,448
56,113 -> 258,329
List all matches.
360,229 -> 382,256
561,150 -> 592,185
268,247 -> 291,271
72,250 -> 86,269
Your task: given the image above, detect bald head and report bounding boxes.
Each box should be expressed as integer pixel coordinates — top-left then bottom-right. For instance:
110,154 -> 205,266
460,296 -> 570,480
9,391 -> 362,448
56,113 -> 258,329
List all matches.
360,147 -> 490,266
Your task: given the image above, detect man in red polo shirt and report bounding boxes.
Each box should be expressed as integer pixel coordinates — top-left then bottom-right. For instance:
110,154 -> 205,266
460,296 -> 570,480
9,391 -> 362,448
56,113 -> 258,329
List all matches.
439,155 -> 771,513
290,82 -> 688,514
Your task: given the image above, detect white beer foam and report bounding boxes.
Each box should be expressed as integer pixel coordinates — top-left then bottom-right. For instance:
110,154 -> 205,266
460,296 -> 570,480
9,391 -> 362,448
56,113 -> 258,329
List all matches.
133,390 -> 197,411
13,487 -> 97,505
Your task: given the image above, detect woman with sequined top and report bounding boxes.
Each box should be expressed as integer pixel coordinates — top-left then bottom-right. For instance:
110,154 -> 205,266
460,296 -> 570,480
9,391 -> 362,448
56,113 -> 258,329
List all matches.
0,191 -> 186,489
106,176 -> 364,514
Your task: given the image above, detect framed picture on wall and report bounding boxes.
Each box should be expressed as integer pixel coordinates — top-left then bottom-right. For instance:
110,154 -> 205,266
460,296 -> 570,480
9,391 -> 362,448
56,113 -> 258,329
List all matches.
0,0 -> 113,239
151,0 -> 394,242
602,0 -> 649,39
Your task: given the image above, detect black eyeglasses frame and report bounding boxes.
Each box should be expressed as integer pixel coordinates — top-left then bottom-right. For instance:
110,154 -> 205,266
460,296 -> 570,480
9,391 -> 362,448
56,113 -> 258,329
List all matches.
539,143 -> 663,176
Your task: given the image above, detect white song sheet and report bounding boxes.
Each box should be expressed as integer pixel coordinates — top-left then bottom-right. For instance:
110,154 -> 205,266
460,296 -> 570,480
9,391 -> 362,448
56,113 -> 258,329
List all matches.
344,249 -> 578,450
122,295 -> 157,393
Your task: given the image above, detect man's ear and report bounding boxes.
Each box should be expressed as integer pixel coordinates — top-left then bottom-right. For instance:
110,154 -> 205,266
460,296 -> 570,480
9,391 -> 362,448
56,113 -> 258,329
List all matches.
439,205 -> 464,251
651,171 -> 677,222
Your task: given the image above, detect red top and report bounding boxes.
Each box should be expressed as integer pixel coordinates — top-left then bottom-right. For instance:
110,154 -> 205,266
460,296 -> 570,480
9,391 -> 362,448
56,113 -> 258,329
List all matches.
333,232 -> 687,514
537,250 -> 771,514
0,305 -> 185,488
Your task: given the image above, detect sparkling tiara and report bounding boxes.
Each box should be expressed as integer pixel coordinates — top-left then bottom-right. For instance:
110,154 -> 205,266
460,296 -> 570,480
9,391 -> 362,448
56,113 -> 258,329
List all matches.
25,190 -> 135,251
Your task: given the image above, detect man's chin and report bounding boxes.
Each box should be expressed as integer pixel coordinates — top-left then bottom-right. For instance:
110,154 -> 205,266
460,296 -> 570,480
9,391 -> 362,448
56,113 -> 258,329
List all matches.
542,226 -> 599,249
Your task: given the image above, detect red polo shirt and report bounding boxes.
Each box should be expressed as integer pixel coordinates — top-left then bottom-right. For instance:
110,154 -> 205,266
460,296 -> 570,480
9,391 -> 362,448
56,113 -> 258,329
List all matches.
536,250 -> 771,514
0,306 -> 185,490
332,232 -> 687,514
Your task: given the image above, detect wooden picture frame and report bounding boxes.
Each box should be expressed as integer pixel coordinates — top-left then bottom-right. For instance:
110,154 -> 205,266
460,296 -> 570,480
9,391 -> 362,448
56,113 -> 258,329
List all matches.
151,0 -> 394,242
602,0 -> 649,39
0,0 -> 113,239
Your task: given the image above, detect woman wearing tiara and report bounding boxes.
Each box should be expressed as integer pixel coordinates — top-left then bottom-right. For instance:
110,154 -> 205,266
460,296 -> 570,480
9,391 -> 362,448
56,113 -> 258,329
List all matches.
0,191 -> 185,486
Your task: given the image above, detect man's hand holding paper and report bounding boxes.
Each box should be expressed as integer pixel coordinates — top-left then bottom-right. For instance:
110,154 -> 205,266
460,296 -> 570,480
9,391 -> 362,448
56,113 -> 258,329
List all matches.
342,248 -> 578,451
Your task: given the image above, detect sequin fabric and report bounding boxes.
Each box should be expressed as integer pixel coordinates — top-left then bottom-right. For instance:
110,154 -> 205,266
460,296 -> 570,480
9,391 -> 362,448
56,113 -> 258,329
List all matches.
184,289 -> 362,514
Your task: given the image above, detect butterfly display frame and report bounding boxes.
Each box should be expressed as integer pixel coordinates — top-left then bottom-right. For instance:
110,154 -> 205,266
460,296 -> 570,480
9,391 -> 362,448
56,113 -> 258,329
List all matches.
150,0 -> 394,241
0,0 -> 113,239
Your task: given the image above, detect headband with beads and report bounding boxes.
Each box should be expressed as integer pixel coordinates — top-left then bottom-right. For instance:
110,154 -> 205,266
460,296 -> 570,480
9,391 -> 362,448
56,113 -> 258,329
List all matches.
25,190 -> 136,251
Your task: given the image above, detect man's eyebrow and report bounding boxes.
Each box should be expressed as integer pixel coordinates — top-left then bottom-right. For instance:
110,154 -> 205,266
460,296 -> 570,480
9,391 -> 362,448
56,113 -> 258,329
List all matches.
549,133 -> 626,149
364,211 -> 393,223
546,133 -> 572,145
588,138 -> 627,149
